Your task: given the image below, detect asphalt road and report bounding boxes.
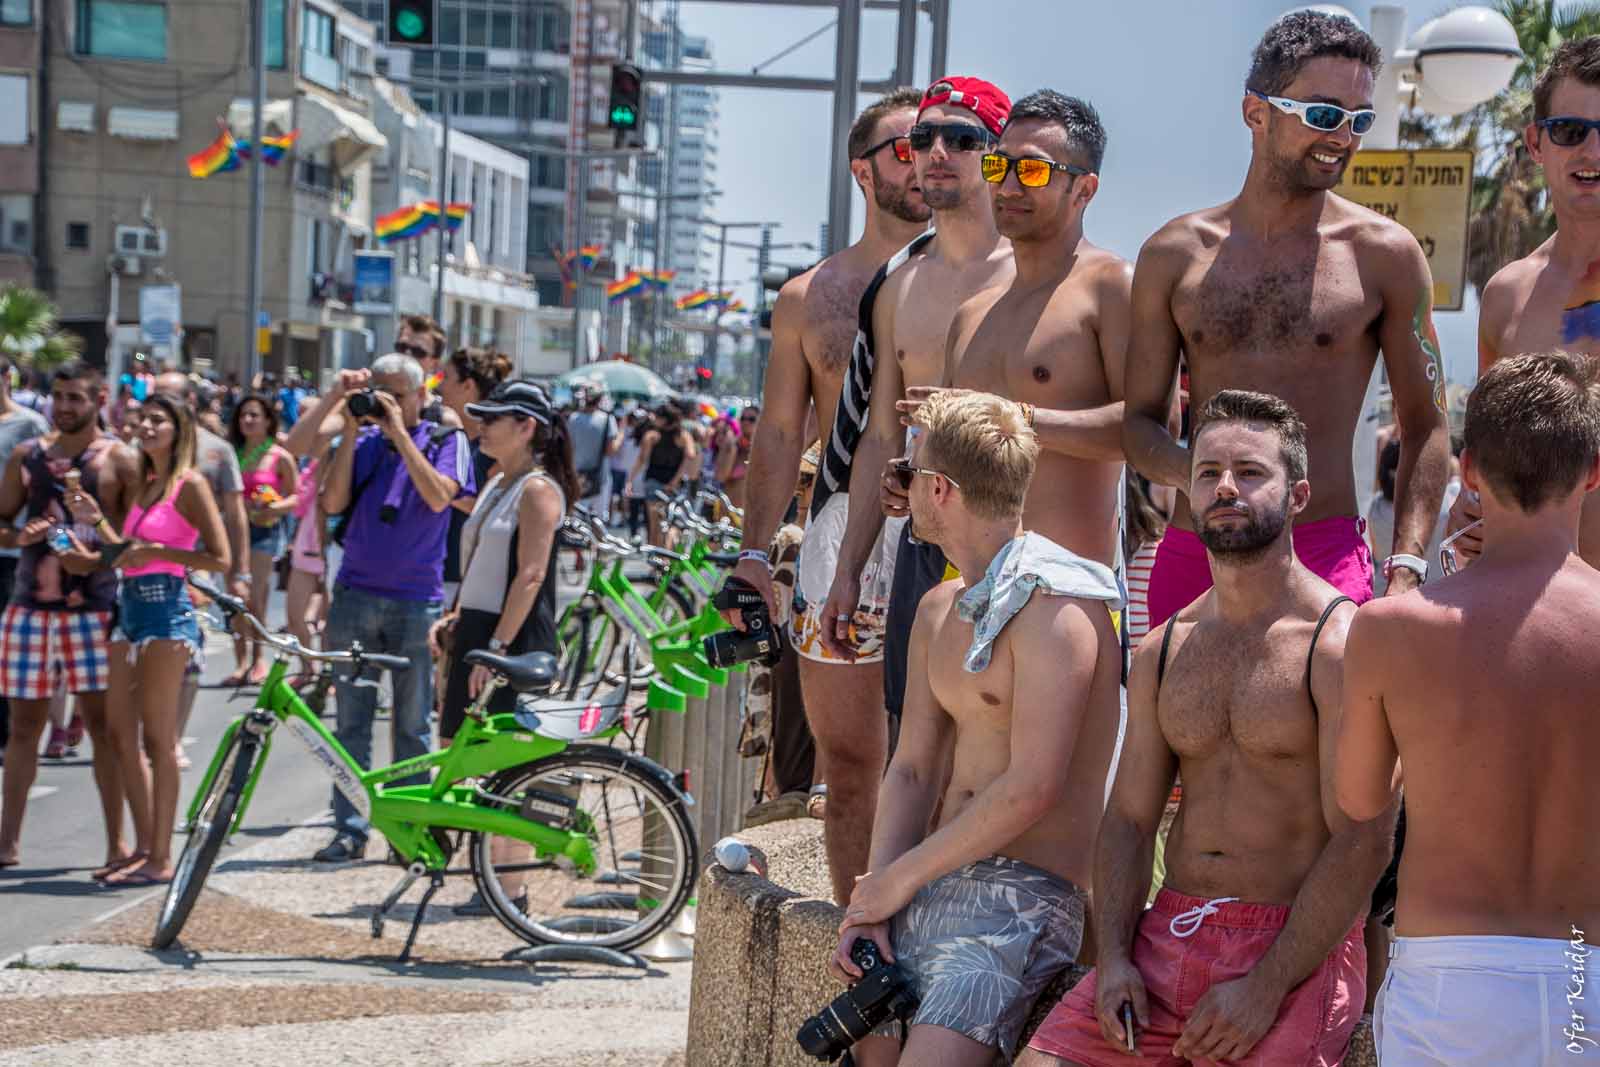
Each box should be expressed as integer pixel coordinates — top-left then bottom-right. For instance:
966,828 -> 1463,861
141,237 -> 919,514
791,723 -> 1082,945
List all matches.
0,553 -> 620,960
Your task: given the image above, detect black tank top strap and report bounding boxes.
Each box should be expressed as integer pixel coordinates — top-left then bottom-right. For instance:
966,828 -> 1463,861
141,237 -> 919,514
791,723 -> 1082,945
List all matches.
1305,595 -> 1354,714
1157,618 -> 1178,687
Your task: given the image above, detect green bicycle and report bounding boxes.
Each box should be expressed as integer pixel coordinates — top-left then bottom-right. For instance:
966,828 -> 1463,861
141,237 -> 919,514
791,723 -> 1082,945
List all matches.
161,578 -> 699,961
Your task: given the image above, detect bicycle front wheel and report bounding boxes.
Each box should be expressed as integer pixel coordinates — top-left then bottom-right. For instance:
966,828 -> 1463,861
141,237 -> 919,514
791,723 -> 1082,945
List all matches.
468,745 -> 697,950
154,727 -> 260,949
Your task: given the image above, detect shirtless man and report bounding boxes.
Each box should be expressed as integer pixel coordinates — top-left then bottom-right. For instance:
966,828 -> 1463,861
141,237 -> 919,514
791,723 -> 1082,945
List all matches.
1122,10 -> 1451,625
1336,352 -> 1600,1067
930,89 -> 1130,567
720,88 -> 930,904
1023,390 -> 1393,1067
820,77 -> 1015,738
1451,37 -> 1600,567
831,391 -> 1121,1067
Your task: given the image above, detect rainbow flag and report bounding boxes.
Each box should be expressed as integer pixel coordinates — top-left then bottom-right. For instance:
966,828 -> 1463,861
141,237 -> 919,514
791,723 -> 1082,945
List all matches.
237,130 -> 298,166
640,269 -> 676,291
723,298 -> 746,313
606,272 -> 645,302
578,245 -> 602,269
675,288 -> 712,311
376,202 -> 437,243
187,129 -> 239,178
443,202 -> 471,231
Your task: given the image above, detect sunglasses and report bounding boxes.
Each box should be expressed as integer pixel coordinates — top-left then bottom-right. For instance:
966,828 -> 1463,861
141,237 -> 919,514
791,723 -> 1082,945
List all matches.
1249,90 -> 1376,135
395,341 -> 432,360
981,151 -> 1090,188
1537,116 -> 1600,148
478,410 -> 529,427
857,134 -> 912,164
1438,517 -> 1484,577
890,457 -> 961,492
908,121 -> 996,154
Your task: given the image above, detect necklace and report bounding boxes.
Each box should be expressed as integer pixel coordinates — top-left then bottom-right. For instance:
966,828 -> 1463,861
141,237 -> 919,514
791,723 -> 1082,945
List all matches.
236,440 -> 273,471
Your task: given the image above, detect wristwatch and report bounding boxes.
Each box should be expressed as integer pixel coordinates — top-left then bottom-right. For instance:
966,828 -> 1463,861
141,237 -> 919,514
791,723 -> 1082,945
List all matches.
1382,553 -> 1428,584
487,637 -> 508,653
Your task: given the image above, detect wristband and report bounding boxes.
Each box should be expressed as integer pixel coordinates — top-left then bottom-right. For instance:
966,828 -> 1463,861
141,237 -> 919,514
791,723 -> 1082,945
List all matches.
95,517 -> 112,533
1382,553 -> 1428,584
737,549 -> 773,571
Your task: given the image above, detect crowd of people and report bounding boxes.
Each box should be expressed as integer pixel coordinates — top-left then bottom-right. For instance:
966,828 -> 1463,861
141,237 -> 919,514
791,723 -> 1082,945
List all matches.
724,14 -> 1597,1067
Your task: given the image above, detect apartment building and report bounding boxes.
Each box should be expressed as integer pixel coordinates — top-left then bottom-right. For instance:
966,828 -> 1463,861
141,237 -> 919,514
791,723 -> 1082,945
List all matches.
41,0 -> 388,380
0,0 -> 39,287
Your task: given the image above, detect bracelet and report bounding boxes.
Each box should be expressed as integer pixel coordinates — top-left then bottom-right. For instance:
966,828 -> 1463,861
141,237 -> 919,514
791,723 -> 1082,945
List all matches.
1020,402 -> 1036,428
737,549 -> 774,571
94,517 -> 112,532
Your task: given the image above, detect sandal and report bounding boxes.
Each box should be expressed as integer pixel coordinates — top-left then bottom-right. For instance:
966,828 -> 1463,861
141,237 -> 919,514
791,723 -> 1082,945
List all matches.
806,784 -> 828,821
105,868 -> 172,888
92,851 -> 148,882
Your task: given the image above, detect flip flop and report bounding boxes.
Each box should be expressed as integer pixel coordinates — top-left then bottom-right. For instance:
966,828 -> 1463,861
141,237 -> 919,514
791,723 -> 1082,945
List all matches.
0,857 -> 19,870
92,852 -> 148,882
104,869 -> 172,888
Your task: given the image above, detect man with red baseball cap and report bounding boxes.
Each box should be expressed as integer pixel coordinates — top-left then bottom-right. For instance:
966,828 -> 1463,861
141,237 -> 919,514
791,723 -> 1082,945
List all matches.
819,74 -> 1015,752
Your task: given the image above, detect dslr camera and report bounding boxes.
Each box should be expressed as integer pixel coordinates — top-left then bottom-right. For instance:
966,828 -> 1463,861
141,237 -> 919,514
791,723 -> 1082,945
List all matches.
796,937 -> 919,1061
703,576 -> 784,669
346,388 -> 380,419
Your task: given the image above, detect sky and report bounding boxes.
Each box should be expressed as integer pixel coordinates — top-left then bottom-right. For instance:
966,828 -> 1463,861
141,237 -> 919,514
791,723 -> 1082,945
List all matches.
673,0 -> 1483,387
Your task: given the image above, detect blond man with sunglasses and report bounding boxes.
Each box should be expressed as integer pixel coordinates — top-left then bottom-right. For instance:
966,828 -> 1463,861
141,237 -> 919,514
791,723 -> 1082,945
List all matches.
911,89 -> 1131,575
1450,36 -> 1600,570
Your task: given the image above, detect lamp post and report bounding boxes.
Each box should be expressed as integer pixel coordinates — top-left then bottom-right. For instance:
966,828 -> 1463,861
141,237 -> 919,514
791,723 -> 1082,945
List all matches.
694,218 -> 769,384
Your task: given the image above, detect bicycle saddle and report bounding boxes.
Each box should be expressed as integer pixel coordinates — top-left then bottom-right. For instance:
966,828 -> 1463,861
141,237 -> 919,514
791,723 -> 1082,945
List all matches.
463,649 -> 558,694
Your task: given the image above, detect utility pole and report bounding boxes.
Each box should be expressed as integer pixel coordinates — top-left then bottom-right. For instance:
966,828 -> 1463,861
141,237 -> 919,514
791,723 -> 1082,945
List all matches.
701,219 -> 765,382
825,0 -> 861,255
244,0 -> 267,384
433,91 -> 451,324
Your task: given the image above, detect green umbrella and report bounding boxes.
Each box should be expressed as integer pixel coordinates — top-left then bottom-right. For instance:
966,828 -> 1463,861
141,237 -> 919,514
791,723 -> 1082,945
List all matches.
553,360 -> 675,402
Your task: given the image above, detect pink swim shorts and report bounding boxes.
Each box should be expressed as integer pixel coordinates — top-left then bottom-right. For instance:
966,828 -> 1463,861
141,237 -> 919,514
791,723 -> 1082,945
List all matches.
1147,516 -> 1373,630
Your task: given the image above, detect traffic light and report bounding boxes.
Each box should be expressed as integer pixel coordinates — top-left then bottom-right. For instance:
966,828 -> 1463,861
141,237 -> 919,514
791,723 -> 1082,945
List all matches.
609,64 -> 643,135
387,0 -> 435,46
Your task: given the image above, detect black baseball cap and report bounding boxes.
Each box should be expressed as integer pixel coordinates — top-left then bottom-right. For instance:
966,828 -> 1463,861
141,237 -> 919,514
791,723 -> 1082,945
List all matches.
466,381 -> 553,425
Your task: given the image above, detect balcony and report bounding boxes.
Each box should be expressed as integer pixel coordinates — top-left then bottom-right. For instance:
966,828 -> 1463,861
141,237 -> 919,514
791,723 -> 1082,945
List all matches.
301,48 -> 341,93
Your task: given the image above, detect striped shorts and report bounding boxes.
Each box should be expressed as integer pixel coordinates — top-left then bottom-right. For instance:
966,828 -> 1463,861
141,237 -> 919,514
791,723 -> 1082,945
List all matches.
0,604 -> 114,699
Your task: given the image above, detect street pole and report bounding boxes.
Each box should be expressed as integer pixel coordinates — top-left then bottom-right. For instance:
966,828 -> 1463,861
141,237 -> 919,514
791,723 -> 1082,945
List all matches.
1368,5 -> 1406,151
708,222 -> 729,381
929,0 -> 949,79
825,0 -> 861,256
244,0 -> 266,384
433,92 -> 451,325
892,0 -> 916,88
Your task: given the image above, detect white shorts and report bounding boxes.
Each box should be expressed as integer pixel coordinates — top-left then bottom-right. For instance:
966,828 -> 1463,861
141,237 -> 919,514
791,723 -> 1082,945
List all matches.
1376,934 -> 1598,1066
789,493 -> 902,665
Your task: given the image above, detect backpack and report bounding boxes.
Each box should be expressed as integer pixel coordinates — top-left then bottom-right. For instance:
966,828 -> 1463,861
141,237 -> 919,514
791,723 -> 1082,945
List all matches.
330,422 -> 461,546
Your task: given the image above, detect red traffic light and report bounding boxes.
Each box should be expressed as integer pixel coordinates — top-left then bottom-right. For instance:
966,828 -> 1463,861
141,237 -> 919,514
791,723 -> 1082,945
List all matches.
697,367 -> 712,379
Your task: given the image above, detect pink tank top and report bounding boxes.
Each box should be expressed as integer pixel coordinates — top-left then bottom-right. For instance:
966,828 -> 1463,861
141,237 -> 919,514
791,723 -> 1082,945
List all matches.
242,443 -> 289,501
122,472 -> 199,578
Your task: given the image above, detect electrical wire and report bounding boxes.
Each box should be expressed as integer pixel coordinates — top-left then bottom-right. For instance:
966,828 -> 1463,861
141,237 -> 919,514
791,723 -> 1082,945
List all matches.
751,18 -> 835,75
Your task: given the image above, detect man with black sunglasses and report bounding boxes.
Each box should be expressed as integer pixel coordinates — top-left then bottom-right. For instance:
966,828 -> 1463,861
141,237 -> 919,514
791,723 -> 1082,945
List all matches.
1450,36 -> 1600,570
718,88 -> 930,907
395,313 -> 461,428
918,89 -> 1130,575
1120,10 -> 1450,1012
820,76 -> 1015,748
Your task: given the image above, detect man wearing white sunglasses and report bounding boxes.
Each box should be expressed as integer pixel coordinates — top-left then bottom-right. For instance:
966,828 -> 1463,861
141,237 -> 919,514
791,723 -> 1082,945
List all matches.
1451,36 -> 1600,569
1121,7 -> 1451,1015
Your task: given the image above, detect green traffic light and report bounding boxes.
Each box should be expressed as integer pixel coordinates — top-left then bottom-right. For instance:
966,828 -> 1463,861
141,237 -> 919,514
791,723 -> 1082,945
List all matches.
395,8 -> 425,38
610,105 -> 637,127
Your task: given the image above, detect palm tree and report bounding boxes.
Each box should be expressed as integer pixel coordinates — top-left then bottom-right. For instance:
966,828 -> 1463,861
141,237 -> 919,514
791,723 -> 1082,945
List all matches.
0,286 -> 56,362
1400,0 -> 1600,295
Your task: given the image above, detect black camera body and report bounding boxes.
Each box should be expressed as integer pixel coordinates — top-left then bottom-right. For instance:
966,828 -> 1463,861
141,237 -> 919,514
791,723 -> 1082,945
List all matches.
703,576 -> 784,668
796,937 -> 919,1061
346,388 -> 379,418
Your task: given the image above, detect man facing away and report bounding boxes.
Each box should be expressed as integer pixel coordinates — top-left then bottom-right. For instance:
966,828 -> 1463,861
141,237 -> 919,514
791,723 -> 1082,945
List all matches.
819,76 -> 1015,742
1024,390 -> 1392,1067
1336,351 -> 1600,1067
720,88 -> 931,905
832,391 -> 1122,1066
1453,36 -> 1600,566
1122,10 -> 1450,622
933,88 -> 1131,568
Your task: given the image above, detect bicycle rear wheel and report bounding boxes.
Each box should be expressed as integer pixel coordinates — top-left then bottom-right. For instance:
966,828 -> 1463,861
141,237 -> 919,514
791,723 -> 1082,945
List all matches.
154,727 -> 260,949
556,603 -> 624,699
468,745 -> 697,950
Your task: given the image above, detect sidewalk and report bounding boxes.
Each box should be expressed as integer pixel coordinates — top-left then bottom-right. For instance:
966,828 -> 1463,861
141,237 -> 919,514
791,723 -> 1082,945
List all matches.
0,819 -> 692,1066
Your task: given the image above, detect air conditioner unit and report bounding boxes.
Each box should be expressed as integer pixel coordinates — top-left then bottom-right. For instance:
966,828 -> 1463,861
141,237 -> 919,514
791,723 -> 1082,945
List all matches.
111,254 -> 141,276
115,225 -> 166,258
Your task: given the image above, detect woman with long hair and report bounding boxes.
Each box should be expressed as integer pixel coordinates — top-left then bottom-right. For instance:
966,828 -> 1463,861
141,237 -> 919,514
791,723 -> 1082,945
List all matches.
227,393 -> 298,684
437,348 -> 513,602
627,402 -> 697,547
67,393 -> 228,885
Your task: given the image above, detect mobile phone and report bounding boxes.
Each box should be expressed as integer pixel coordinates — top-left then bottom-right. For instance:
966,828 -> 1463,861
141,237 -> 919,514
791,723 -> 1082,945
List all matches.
46,526 -> 73,554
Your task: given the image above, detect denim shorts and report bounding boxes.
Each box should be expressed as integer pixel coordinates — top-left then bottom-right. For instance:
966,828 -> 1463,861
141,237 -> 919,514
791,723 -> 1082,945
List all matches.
249,519 -> 287,559
112,573 -> 202,654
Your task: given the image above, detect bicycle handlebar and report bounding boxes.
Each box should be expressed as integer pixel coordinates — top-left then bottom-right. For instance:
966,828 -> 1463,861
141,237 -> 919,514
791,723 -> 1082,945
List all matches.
189,577 -> 411,673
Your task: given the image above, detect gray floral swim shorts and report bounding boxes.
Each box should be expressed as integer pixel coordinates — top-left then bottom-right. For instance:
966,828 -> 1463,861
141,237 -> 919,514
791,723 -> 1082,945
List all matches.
876,855 -> 1085,1057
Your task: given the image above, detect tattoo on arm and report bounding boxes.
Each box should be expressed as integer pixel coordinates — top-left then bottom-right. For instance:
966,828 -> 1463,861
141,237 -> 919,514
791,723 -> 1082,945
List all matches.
1412,293 -> 1447,415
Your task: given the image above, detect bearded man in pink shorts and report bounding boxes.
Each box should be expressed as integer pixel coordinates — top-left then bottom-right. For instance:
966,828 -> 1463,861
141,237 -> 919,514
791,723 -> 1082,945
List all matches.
1021,390 -> 1396,1067
1122,11 -> 1451,622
